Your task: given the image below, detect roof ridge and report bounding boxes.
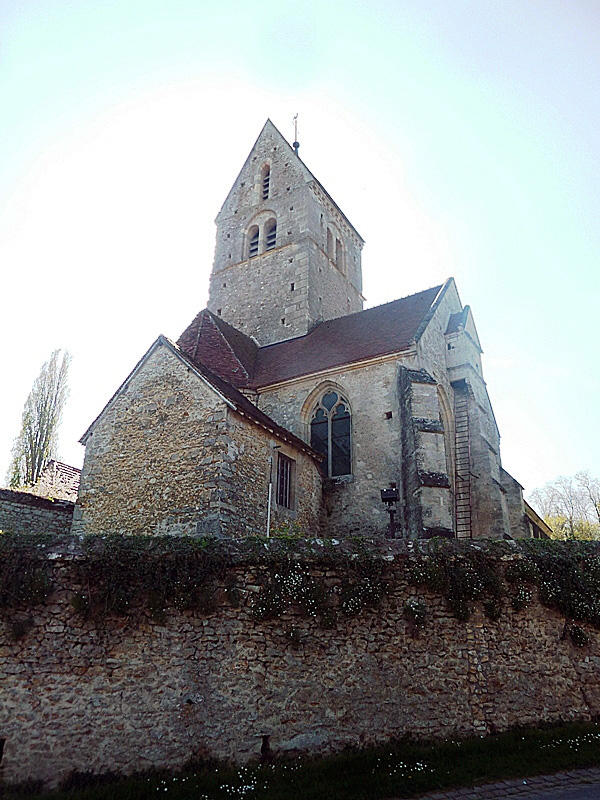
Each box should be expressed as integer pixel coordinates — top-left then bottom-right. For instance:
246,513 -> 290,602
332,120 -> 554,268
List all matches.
171,340 -> 321,460
47,459 -> 81,474
204,311 -> 250,381
257,283 -> 444,353
249,284 -> 444,387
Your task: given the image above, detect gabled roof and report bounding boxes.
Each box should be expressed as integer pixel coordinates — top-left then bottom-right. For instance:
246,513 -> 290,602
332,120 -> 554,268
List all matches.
173,341 -> 317,456
445,304 -> 482,352
177,309 -> 258,388
177,284 -> 445,389
81,335 -> 319,460
249,284 -> 444,387
33,460 -> 81,502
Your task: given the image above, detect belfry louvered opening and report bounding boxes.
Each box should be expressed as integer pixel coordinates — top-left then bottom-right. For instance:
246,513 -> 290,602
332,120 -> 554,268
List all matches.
266,220 -> 277,250
262,165 -> 270,200
249,226 -> 259,258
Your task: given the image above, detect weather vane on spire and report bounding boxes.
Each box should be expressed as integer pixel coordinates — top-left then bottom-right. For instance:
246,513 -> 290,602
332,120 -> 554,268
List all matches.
293,114 -> 300,156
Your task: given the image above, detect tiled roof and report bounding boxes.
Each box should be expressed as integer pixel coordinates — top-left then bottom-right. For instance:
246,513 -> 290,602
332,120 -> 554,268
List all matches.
250,285 -> 443,387
211,314 -> 259,376
177,285 -> 442,390
33,460 -> 81,502
177,310 -> 257,388
168,339 -> 321,459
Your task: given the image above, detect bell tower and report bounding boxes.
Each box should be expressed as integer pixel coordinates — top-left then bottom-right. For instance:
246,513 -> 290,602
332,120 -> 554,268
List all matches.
207,120 -> 364,346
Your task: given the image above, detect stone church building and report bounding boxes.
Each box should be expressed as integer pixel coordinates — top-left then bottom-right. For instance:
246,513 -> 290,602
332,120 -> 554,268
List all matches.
72,120 -> 533,541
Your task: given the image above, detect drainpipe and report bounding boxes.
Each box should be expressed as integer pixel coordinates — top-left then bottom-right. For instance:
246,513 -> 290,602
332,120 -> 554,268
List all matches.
266,443 -> 280,537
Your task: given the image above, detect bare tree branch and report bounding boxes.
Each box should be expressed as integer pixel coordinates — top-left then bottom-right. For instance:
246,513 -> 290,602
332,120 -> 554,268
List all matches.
576,470 -> 600,526
528,472 -> 600,540
6,350 -> 71,488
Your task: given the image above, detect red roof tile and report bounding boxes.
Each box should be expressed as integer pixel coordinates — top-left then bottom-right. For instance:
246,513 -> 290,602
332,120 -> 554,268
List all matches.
177,310 -> 258,388
170,339 -> 321,459
177,284 -> 443,391
250,285 -> 442,387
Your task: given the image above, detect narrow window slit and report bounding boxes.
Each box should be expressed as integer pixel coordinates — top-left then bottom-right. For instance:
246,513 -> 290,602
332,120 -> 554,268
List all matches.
276,454 -> 293,508
262,166 -> 270,200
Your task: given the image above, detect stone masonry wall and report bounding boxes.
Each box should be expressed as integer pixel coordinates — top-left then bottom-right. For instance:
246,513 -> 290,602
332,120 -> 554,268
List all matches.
257,357 -> 415,536
216,412 -> 322,537
73,345 -> 227,536
0,489 -> 73,536
73,342 -> 322,538
208,122 -> 362,346
2,541 -> 600,788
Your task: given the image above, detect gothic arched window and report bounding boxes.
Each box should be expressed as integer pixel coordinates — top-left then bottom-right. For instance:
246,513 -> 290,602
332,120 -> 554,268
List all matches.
310,391 -> 351,476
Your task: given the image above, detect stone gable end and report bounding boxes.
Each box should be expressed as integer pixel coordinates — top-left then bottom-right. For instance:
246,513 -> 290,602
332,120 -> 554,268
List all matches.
73,343 -> 229,536
72,342 -> 323,538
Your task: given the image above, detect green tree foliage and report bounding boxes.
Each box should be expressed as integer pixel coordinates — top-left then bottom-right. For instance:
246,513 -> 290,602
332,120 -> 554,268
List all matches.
7,350 -> 71,488
529,471 -> 600,540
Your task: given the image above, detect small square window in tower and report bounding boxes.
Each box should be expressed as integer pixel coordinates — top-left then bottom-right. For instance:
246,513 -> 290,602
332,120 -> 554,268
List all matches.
276,453 -> 294,508
266,220 -> 277,250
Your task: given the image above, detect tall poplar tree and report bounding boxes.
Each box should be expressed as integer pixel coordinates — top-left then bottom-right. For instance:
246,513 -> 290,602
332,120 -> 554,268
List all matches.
7,350 -> 71,488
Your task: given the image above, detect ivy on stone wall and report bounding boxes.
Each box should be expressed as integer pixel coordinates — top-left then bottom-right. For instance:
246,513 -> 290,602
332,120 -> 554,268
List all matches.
250,544 -> 386,627
406,539 -> 600,645
2,532 -> 600,647
70,534 -> 231,621
0,532 -> 54,641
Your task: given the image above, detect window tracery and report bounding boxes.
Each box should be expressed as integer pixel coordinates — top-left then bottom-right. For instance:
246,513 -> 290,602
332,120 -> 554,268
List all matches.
310,391 -> 351,477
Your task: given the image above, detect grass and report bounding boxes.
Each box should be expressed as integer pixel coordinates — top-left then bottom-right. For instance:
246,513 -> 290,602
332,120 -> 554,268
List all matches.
4,720 -> 600,800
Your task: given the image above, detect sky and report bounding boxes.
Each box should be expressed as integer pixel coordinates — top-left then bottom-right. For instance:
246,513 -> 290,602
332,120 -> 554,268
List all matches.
1,0 -> 599,496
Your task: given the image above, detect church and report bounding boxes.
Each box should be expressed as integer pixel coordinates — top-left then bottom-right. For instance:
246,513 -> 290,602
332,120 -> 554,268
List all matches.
72,120 -> 536,541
